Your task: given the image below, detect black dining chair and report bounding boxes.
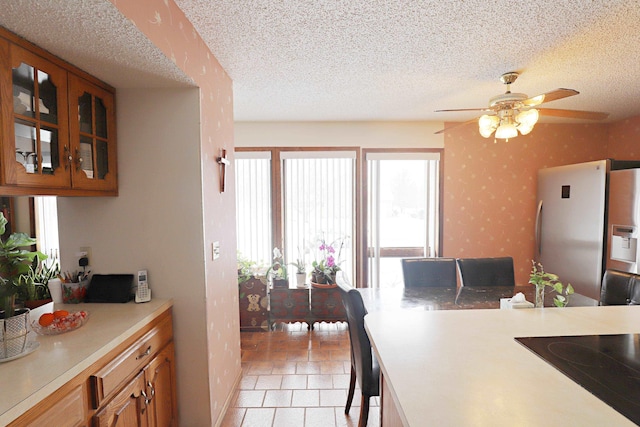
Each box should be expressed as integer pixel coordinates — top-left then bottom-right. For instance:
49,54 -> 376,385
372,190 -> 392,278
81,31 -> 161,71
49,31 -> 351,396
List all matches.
401,257 -> 457,288
336,279 -> 380,427
600,269 -> 640,305
456,257 -> 516,287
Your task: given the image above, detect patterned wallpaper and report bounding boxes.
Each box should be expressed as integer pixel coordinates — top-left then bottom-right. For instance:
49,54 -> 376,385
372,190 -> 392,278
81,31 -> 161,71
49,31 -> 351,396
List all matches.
607,115 -> 640,159
110,1 -> 238,425
443,122 -> 610,285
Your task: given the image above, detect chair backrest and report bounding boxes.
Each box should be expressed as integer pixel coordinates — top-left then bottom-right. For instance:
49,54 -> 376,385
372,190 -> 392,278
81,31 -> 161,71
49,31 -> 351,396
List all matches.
401,258 -> 457,288
456,257 -> 515,287
336,280 -> 379,395
600,269 -> 640,305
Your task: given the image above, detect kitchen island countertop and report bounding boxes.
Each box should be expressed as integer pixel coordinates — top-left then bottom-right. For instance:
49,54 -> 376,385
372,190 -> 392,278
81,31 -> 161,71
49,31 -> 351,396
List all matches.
365,306 -> 640,426
0,298 -> 173,426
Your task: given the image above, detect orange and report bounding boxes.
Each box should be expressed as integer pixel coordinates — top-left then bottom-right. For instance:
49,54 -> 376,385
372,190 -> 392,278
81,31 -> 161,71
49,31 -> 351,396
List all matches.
38,313 -> 55,327
53,310 -> 69,318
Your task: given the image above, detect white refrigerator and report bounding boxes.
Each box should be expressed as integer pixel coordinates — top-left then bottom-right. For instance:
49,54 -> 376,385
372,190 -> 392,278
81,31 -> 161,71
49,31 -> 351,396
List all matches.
535,160 -> 610,301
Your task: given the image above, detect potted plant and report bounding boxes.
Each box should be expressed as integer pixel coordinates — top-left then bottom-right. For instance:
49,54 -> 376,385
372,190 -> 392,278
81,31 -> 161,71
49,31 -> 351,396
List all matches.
311,237 -> 346,288
0,212 -> 43,358
266,247 -> 288,288
18,252 -> 60,310
290,258 -> 307,288
529,261 -> 574,307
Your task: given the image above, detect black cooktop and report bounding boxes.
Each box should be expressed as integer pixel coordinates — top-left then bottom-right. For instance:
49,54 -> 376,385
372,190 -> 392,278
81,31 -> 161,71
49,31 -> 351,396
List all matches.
516,334 -> 640,425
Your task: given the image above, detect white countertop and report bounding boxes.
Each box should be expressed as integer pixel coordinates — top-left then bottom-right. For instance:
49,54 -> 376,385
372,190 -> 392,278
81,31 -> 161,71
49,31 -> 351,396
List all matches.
365,306 -> 640,426
0,299 -> 173,426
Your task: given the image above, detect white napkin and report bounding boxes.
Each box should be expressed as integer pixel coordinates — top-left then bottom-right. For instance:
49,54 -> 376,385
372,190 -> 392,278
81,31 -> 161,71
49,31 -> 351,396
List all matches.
510,292 -> 527,303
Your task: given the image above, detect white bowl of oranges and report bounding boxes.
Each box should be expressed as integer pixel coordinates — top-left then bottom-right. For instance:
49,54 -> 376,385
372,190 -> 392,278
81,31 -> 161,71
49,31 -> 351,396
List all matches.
32,310 -> 89,335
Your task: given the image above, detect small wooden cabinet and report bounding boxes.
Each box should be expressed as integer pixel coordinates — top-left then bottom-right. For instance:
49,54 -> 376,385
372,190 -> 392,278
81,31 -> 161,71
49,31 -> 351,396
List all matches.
8,308 -> 177,427
90,311 -> 176,427
268,285 -> 346,329
93,342 -> 177,427
238,276 -> 269,331
0,26 -> 117,196
270,286 -> 311,326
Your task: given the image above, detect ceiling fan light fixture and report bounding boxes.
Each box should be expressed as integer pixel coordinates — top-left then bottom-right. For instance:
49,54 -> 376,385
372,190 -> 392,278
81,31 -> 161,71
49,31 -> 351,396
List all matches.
495,122 -> 518,140
516,108 -> 539,135
478,115 -> 499,138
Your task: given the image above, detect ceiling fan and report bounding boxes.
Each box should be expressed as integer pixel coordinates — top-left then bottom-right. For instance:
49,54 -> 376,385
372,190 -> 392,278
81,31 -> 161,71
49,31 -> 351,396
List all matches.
435,72 -> 609,140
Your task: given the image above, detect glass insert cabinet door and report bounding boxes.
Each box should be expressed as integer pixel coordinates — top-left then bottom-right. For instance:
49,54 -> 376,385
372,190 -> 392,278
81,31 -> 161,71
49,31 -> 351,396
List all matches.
67,74 -> 117,191
3,43 -> 71,188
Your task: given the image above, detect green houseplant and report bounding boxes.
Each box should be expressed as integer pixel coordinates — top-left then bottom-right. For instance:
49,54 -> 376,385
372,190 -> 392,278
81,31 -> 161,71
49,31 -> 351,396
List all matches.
0,212 -> 43,318
266,247 -> 288,288
529,261 -> 574,307
18,253 -> 60,307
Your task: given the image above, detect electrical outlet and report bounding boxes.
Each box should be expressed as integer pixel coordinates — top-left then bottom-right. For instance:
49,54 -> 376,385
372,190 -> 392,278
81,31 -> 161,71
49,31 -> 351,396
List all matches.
212,241 -> 220,260
80,246 -> 91,266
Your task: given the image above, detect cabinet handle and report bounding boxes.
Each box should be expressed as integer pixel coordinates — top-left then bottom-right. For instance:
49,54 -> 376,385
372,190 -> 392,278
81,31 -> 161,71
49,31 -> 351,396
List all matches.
136,345 -> 152,360
140,390 -> 148,413
64,146 -> 72,170
144,381 -> 155,405
75,148 -> 83,171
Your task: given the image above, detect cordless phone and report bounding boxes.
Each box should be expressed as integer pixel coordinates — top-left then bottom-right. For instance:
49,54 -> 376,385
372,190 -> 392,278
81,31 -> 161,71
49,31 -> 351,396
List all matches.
135,269 -> 151,303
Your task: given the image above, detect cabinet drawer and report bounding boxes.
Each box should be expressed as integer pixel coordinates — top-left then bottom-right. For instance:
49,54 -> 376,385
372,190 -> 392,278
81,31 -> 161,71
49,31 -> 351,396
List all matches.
24,384 -> 87,427
90,313 -> 172,408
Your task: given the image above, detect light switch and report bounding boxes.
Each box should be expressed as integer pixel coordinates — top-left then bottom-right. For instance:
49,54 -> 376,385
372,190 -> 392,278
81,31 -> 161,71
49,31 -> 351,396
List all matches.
213,241 -> 220,260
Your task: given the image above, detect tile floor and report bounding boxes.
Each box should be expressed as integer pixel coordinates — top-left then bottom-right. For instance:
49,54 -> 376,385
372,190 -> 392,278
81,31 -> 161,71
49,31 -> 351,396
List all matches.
221,322 -> 380,427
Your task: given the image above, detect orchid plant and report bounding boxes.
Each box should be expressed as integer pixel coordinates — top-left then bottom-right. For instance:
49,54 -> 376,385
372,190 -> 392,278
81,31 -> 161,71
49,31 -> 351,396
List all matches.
267,247 -> 288,281
311,237 -> 346,284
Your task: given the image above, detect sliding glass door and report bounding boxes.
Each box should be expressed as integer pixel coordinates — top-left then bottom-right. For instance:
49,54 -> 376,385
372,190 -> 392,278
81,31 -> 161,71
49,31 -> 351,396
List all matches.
365,151 -> 441,288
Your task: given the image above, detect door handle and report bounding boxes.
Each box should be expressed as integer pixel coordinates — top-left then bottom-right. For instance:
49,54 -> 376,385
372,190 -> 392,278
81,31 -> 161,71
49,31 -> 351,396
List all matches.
535,200 -> 543,257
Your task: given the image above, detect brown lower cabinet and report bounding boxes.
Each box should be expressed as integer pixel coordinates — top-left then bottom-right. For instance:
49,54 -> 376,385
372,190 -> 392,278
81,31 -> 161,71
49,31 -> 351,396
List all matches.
8,308 -> 177,427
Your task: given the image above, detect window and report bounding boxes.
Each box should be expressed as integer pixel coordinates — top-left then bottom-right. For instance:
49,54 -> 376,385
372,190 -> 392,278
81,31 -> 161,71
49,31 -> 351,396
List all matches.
235,148 -> 357,283
35,196 -> 60,264
365,151 -> 441,288
235,147 -> 441,288
282,151 -> 356,281
235,151 -> 272,266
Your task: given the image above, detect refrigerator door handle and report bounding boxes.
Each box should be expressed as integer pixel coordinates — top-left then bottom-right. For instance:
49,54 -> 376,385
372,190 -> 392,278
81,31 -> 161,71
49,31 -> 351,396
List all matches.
535,200 -> 543,258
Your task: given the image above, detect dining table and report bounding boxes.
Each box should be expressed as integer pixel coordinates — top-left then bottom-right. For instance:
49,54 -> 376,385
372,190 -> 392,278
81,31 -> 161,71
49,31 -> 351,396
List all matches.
359,286 -> 637,426
357,284 -> 598,312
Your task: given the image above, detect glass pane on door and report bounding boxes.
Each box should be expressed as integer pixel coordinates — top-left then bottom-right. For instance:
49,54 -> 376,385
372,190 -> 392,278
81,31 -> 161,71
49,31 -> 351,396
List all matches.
366,154 -> 440,288
38,70 -> 58,124
40,126 -> 58,175
14,120 -> 38,173
79,136 -> 94,178
78,92 -> 92,134
12,63 -> 35,118
95,97 -> 107,138
96,140 -> 109,179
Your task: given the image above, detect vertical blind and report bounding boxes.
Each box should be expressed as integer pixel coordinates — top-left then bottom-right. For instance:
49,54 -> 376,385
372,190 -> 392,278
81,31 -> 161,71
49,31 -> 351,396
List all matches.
282,151 -> 356,281
235,152 -> 272,266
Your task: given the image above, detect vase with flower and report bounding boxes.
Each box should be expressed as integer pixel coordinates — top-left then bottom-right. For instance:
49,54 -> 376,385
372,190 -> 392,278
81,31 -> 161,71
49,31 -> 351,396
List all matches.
529,261 -> 574,308
311,237 -> 345,288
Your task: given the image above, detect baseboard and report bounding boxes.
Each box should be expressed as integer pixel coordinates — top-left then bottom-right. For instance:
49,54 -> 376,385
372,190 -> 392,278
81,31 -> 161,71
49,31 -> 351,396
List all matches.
213,367 -> 243,427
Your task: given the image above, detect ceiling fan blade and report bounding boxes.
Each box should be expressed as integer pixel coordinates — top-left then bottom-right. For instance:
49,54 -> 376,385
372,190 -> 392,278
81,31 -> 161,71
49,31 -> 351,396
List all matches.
522,89 -> 579,106
435,108 -> 493,113
538,108 -> 609,120
434,118 -> 480,135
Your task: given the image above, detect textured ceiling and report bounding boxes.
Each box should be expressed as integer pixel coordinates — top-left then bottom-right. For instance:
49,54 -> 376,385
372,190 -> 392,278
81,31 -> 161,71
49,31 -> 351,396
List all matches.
2,1 -> 640,124
0,0 -> 194,89
175,0 -> 640,122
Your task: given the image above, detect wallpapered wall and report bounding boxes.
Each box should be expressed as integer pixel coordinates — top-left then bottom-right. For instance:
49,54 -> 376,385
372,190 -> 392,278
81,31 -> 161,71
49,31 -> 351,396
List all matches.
607,115 -> 640,159
110,0 -> 238,425
442,122 -> 612,285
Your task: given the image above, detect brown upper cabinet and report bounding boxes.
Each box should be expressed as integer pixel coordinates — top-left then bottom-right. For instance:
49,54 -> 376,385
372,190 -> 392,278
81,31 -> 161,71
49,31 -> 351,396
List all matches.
0,28 -> 117,196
